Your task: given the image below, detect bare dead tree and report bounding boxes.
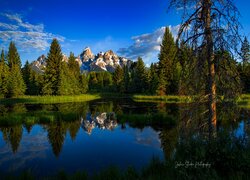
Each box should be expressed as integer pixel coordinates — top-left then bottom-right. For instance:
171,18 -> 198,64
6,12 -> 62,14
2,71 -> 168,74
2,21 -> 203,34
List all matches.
169,0 -> 241,133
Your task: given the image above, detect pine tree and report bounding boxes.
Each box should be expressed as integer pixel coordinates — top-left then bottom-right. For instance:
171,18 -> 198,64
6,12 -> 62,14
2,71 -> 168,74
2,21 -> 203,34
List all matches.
215,51 -> 241,98
96,72 -> 104,89
68,52 -> 80,79
123,65 -> 130,93
7,42 -> 26,97
241,37 -> 250,65
132,57 -> 148,93
178,42 -> 195,95
0,50 -> 9,97
8,64 -> 26,97
22,61 -> 32,94
29,70 -> 42,95
113,65 -> 124,93
67,52 -> 80,94
58,61 -> 73,95
79,73 -> 89,93
149,63 -> 159,94
102,72 -> 113,91
88,72 -> 98,91
158,27 -> 177,95
239,37 -> 250,93
22,61 -> 42,95
7,42 -> 21,68
156,68 -> 166,96
42,39 -> 63,95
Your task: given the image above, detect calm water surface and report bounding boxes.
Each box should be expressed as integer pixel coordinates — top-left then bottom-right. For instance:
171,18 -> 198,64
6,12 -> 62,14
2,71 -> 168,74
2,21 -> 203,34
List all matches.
0,98 -> 249,177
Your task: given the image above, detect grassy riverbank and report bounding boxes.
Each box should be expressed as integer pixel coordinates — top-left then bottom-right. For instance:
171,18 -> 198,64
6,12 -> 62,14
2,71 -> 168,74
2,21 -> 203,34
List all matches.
0,94 -> 101,105
133,94 -> 250,107
1,94 -> 250,107
132,95 -> 192,103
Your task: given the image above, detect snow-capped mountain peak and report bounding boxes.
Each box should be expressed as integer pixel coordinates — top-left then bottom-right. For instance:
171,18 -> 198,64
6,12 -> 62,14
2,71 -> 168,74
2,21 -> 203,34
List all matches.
30,47 -> 132,73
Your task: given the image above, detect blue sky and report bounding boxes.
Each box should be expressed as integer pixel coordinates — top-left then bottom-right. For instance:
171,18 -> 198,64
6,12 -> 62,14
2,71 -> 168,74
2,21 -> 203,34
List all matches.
0,0 -> 249,66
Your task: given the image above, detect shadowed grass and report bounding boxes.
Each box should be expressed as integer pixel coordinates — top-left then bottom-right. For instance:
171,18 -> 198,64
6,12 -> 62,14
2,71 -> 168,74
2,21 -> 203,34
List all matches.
0,110 -> 82,126
133,94 -> 250,108
0,94 -> 101,105
132,95 -> 192,103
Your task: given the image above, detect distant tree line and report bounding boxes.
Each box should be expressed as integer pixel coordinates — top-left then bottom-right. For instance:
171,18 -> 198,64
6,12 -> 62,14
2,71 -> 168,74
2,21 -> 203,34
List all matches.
0,29 -> 249,98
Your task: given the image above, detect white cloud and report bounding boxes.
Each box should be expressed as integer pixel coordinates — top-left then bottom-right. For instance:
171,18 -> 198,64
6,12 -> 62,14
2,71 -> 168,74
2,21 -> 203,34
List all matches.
0,13 -> 65,52
117,25 -> 179,65
0,22 -> 18,30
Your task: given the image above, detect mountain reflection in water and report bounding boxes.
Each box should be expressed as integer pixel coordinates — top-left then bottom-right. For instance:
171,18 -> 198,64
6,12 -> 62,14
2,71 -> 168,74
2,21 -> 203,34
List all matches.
0,99 -> 249,177
81,112 -> 117,135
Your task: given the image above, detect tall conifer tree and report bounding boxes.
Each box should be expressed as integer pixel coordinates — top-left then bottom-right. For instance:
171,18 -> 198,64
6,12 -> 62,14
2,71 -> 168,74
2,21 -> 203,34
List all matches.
113,65 -> 124,92
7,42 -> 26,97
241,37 -> 250,65
0,50 -> 9,96
7,42 -> 21,68
158,27 -> 177,95
132,57 -> 148,93
149,63 -> 159,94
42,39 -> 63,95
67,52 -> 80,94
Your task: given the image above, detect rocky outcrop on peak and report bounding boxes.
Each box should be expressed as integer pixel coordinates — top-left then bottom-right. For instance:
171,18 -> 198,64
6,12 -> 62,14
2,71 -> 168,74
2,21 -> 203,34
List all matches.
80,47 -> 95,62
30,47 -> 132,73
80,48 -> 132,73
30,55 -> 47,73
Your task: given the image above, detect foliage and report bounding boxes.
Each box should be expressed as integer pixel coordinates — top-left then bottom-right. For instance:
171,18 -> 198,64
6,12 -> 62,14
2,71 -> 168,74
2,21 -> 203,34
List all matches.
7,41 -> 21,68
7,64 -> 26,97
158,27 -> 177,95
58,61 -> 80,95
239,63 -> 250,94
88,71 -> 113,92
67,52 -> 81,94
123,65 -> 131,93
42,39 -> 63,95
240,36 -> 250,65
79,73 -> 89,93
169,0 -> 242,130
0,50 -> 9,97
238,38 -> 250,93
113,65 -> 124,93
131,57 -> 148,93
148,63 -> 159,94
22,61 -> 41,95
215,51 -> 241,99
5,42 -> 26,98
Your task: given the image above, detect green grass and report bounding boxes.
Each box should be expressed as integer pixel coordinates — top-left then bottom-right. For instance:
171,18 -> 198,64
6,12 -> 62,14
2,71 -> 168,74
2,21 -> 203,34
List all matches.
132,95 -> 192,103
0,94 -> 101,105
133,94 -> 250,108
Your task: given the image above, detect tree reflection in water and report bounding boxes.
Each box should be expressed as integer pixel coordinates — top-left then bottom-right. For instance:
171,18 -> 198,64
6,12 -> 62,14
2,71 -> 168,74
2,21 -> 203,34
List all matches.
46,122 -> 67,157
0,99 -> 248,163
1,125 -> 23,153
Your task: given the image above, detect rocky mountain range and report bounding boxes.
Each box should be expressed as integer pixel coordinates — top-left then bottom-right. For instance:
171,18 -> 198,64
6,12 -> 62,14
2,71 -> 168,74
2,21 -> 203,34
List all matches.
31,47 -> 132,73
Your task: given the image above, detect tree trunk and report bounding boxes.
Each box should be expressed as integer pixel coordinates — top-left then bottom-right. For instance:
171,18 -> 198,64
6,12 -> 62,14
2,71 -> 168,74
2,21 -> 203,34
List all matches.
204,0 -> 217,133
